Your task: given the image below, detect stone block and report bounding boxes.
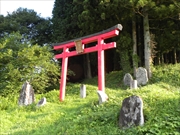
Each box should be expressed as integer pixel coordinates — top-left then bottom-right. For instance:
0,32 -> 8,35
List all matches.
97,91 -> 108,104
36,97 -> 46,107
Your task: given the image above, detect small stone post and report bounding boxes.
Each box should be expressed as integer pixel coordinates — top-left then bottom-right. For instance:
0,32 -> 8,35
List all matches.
80,84 -> 86,98
130,80 -> 138,89
36,97 -> 47,107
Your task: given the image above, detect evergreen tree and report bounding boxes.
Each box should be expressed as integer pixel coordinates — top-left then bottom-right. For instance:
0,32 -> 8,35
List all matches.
51,0 -> 180,79
0,8 -> 53,45
52,0 -> 82,42
150,0 -> 180,64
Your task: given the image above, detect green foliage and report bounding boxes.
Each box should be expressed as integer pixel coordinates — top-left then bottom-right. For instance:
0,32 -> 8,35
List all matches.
1,64 -> 180,134
116,33 -> 132,73
151,64 -> 180,87
150,1 -> 180,57
0,32 -> 59,95
132,54 -> 139,68
52,0 -> 180,71
52,0 -> 82,42
0,8 -> 53,45
76,0 -> 128,35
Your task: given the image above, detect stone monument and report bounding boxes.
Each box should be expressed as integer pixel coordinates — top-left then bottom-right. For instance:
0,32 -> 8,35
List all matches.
123,73 -> 133,86
18,81 -> 35,106
136,67 -> 148,86
119,95 -> 144,129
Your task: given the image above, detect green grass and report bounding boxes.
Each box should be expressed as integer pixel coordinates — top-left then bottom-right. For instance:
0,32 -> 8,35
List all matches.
1,64 -> 180,135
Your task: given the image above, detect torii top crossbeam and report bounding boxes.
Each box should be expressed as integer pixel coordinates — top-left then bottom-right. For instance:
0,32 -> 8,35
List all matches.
53,24 -> 123,101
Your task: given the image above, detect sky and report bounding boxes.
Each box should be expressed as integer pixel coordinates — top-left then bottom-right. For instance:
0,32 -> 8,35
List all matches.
0,0 -> 55,18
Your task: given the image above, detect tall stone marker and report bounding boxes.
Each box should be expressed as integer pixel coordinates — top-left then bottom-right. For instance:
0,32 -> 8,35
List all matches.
18,81 -> 35,106
136,67 -> 148,86
119,95 -> 144,129
123,73 -> 133,86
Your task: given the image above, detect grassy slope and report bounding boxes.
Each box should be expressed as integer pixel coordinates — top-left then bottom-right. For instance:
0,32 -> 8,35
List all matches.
0,64 -> 180,135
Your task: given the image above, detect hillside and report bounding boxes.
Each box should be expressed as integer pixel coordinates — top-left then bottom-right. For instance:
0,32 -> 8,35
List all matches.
1,64 -> 180,135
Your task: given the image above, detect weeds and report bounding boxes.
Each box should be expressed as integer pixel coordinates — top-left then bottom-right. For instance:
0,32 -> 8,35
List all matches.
0,64 -> 180,134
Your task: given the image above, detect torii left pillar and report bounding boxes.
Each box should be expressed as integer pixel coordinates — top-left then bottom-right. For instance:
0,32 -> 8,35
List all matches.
60,46 -> 68,100
53,24 -> 123,101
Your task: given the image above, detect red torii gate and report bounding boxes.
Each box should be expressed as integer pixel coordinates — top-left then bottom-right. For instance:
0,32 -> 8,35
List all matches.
53,24 -> 122,101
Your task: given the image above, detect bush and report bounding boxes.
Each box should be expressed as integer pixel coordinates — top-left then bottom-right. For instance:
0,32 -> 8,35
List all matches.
0,32 -> 59,95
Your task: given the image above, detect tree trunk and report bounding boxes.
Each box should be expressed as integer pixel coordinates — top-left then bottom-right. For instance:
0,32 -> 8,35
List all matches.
137,20 -> 143,67
157,53 -> 161,65
143,12 -> 152,78
173,48 -> 177,64
164,53 -> 168,63
132,19 -> 138,78
161,53 -> 164,64
86,54 -> 92,79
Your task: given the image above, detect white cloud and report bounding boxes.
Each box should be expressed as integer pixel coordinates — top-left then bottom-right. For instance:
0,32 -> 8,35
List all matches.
0,0 -> 55,18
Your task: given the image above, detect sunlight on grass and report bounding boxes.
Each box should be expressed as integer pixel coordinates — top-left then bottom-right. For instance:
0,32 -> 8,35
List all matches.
1,64 -> 180,134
